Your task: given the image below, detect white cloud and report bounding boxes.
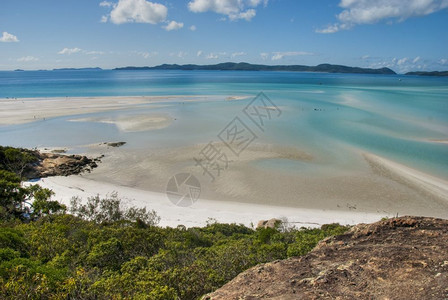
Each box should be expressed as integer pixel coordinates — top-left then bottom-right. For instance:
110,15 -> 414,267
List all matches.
229,8 -> 256,21
136,51 -> 158,58
204,52 -> 228,59
170,51 -> 187,58
397,57 -> 408,65
101,15 -> 109,23
260,52 -> 269,60
190,25 -> 197,31
58,48 -> 104,55
164,21 -> 184,31
439,58 -> 448,65
316,23 -> 350,34
361,55 -> 370,60
0,32 -> 19,42
366,56 -> 438,73
317,0 -> 448,33
206,53 -> 219,59
271,51 -> 314,61
17,56 -> 39,62
188,0 -> 266,21
108,0 -> 167,24
85,50 -> 105,55
197,50 -> 203,57
99,1 -> 113,7
231,52 -> 246,58
58,47 -> 82,55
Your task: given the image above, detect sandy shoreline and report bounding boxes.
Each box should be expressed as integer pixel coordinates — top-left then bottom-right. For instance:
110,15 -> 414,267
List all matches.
26,146 -> 447,228
73,141 -> 448,219
30,175 -> 388,228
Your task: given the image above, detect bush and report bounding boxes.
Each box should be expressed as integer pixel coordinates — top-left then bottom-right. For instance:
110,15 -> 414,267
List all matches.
70,193 -> 160,226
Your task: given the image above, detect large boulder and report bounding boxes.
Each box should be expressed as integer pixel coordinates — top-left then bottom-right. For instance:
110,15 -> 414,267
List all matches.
256,218 -> 282,229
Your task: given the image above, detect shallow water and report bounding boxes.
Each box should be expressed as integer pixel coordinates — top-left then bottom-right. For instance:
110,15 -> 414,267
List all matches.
0,70 -> 447,180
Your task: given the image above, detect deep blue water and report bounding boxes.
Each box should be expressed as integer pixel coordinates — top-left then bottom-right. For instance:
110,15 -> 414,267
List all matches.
1,69 -> 448,98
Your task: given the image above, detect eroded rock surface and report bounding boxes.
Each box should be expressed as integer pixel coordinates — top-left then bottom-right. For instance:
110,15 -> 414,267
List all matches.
205,216 -> 448,299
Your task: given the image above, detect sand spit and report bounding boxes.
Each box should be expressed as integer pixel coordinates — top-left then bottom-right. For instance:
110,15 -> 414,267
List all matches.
69,113 -> 173,132
0,95 -> 218,126
363,153 -> 448,204
429,139 -> 448,145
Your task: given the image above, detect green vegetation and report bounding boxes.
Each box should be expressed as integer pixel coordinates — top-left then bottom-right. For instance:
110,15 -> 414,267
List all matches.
0,146 -> 64,222
0,146 -> 39,179
0,146 -> 350,299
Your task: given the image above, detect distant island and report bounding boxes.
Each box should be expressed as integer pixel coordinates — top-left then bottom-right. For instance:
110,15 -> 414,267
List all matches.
10,65 -> 448,76
405,71 -> 448,77
114,62 -> 396,75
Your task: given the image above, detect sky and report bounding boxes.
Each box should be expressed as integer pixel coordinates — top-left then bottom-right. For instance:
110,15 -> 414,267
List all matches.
1,0 -> 447,72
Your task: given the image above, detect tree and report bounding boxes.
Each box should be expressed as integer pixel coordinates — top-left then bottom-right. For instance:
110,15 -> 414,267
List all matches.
70,193 -> 160,226
0,147 -> 38,179
0,170 -> 61,221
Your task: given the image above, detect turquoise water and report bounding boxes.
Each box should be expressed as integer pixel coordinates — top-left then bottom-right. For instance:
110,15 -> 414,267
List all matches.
0,70 -> 447,179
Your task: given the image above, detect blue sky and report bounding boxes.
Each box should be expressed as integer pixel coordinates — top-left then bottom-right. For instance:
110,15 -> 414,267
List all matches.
1,0 -> 447,72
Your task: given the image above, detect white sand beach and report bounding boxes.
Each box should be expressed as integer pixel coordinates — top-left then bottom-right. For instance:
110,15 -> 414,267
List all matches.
4,95 -> 448,227
31,175 -> 388,228
74,141 -> 448,219
27,149 -> 448,228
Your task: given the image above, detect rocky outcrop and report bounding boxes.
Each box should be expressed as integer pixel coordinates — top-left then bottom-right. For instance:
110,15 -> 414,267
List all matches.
24,152 -> 101,179
204,216 -> 448,299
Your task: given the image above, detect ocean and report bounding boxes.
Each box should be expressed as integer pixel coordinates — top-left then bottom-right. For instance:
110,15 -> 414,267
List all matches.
0,69 -> 447,180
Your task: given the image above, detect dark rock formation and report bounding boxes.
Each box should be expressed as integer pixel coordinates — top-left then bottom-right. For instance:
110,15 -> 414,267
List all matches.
24,152 -> 101,179
204,216 -> 448,299
105,142 -> 126,147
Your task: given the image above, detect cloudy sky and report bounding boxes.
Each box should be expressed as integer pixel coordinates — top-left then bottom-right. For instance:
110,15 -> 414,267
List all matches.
1,0 -> 447,72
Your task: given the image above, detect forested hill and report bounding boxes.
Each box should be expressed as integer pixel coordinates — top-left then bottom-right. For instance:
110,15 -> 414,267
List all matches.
114,62 -> 397,75
405,71 -> 448,77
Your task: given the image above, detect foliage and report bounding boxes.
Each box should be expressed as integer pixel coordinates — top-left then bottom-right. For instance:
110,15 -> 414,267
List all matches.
0,214 -> 349,299
0,146 -> 351,299
0,146 -> 39,179
0,170 -> 64,221
70,193 -> 160,226
287,223 -> 349,257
